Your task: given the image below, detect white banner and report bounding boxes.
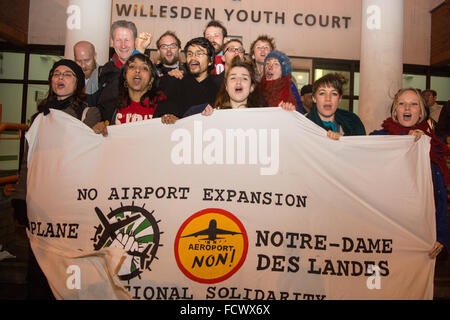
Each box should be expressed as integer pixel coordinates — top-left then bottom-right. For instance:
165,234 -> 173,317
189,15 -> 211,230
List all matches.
26,108 -> 436,300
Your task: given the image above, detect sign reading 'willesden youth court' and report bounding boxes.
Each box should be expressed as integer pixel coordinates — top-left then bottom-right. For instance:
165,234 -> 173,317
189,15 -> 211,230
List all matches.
26,109 -> 435,299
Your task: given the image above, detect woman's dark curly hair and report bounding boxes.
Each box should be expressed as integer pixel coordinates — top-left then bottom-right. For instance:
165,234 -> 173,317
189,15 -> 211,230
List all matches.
116,53 -> 162,110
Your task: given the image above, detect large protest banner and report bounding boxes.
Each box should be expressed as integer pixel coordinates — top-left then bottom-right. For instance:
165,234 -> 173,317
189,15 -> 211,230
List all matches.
25,108 -> 436,300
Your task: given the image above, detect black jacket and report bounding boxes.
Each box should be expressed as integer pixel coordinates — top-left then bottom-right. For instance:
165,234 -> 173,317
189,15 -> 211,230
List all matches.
95,61 -> 121,123
156,73 -> 222,118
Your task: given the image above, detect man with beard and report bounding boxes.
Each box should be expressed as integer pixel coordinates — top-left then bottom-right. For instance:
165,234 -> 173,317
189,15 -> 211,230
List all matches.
155,31 -> 185,76
73,41 -> 99,106
155,37 -> 222,122
203,20 -> 227,75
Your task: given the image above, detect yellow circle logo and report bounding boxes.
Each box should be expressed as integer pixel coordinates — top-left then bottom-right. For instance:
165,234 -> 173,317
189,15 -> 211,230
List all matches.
174,208 -> 248,284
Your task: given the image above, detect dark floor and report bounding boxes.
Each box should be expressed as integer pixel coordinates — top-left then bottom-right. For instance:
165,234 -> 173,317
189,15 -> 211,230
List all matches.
0,200 -> 449,300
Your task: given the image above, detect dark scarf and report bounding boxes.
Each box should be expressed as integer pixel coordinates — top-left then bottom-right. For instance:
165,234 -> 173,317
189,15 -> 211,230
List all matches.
382,117 -> 450,186
38,96 -> 80,117
306,106 -> 366,136
258,75 -> 297,107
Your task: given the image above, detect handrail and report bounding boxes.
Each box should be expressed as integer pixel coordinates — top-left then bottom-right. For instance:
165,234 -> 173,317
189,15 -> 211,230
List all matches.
0,104 -> 29,195
0,175 -> 19,185
0,122 -> 29,133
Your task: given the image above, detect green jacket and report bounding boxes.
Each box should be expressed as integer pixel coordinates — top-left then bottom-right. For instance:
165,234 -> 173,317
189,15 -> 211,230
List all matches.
306,106 -> 366,136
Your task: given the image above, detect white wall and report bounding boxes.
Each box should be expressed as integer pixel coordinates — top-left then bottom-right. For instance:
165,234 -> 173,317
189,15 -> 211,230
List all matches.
28,0 -> 442,66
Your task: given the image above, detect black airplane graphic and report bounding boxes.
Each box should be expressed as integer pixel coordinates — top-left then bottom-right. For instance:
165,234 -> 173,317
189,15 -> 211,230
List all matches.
129,242 -> 154,270
181,219 -> 242,241
92,207 -> 141,250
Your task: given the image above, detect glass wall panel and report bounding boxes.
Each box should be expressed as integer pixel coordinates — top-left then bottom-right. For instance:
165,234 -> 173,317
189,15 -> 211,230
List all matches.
292,70 -> 310,91
402,74 -> 426,91
354,72 -> 360,96
353,99 -> 359,115
338,99 -> 349,111
0,83 -> 23,171
26,84 -> 49,125
29,54 -> 63,81
0,83 -> 23,123
0,52 -> 25,80
430,76 -> 450,102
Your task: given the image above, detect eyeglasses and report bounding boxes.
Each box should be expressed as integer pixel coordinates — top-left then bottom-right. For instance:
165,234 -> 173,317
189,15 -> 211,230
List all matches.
225,47 -> 245,54
52,71 -> 75,79
159,43 -> 178,50
186,50 -> 207,58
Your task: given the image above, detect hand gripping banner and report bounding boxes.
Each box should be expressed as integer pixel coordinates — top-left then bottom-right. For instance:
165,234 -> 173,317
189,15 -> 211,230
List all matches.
25,108 -> 435,299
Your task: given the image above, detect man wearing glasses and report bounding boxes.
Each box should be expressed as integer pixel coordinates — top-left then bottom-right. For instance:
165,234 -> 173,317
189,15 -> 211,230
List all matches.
155,37 -> 222,121
250,35 -> 276,82
155,31 -> 185,76
222,39 -> 245,70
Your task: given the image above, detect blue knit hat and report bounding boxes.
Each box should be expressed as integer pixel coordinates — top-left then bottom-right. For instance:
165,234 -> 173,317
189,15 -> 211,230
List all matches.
264,51 -> 292,77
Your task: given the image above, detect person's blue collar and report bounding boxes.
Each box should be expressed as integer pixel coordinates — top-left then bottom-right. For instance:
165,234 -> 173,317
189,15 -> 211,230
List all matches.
322,120 -> 337,132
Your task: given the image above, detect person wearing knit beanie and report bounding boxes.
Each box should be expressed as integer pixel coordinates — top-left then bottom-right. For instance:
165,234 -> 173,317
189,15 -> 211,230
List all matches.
49,59 -> 85,95
35,58 -> 101,126
258,51 -> 304,113
264,51 -> 292,77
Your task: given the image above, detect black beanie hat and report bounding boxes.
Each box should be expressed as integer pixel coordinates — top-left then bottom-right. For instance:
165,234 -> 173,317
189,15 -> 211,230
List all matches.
50,59 -> 85,92
300,84 -> 313,96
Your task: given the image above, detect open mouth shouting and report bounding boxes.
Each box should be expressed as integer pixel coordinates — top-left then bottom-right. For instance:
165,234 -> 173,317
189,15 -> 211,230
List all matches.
266,71 -> 275,80
397,110 -> 419,126
56,81 -> 66,90
189,60 -> 200,71
234,84 -> 244,94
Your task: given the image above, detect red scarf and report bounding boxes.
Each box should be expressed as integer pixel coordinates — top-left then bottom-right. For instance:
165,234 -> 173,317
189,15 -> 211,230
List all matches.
382,117 -> 450,186
258,75 -> 297,107
111,53 -> 124,68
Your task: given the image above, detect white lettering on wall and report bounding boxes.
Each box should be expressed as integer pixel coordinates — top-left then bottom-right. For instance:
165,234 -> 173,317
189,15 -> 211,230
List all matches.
366,5 -> 381,30
66,4 -> 81,30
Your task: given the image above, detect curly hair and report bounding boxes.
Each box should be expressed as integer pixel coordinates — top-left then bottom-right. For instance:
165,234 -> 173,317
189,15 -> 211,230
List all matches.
250,35 -> 276,58
116,53 -> 162,110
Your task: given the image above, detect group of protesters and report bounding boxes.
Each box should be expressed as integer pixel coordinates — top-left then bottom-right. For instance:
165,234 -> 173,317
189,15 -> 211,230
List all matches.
9,19 -> 450,299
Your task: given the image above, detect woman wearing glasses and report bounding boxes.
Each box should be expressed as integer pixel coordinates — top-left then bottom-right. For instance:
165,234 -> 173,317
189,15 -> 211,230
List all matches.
35,59 -> 101,126
11,59 -> 101,299
370,88 -> 449,259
